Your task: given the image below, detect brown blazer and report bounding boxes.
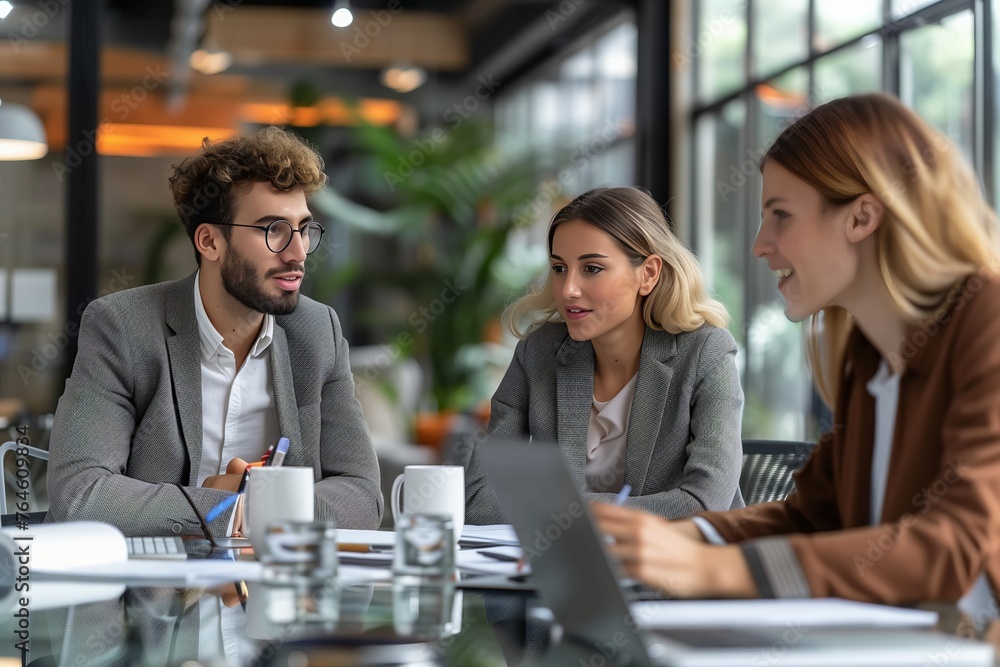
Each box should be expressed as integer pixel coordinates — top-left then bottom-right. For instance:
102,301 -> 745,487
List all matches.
701,271 -> 1000,604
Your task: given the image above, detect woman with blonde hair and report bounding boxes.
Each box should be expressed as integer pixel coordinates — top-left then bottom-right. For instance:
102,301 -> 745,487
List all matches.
464,186 -> 744,524
596,93 -> 1000,608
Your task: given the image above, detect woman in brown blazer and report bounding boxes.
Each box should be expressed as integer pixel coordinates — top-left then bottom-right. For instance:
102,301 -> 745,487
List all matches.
595,93 -> 1000,612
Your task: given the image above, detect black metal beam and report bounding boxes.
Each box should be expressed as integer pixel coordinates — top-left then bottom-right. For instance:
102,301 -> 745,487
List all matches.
634,0 -> 671,219
64,0 -> 102,373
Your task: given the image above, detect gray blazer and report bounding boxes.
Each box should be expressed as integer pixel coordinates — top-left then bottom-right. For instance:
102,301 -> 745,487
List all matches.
465,323 -> 744,524
47,272 -> 382,536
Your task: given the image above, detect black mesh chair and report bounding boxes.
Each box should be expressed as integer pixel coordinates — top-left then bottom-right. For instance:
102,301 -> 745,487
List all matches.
0,439 -> 48,526
740,439 -> 816,506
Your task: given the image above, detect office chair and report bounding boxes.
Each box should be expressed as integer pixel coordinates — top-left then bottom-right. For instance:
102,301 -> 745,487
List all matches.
740,439 -> 815,506
0,440 -> 48,525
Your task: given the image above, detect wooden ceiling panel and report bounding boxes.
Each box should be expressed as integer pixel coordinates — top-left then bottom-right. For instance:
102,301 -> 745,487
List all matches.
206,7 -> 469,70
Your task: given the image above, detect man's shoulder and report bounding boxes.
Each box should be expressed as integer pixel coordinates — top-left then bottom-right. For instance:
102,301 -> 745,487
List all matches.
85,277 -> 185,319
276,295 -> 342,345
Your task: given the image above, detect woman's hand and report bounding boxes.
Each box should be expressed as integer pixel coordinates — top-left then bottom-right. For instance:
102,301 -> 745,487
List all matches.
592,503 -> 758,599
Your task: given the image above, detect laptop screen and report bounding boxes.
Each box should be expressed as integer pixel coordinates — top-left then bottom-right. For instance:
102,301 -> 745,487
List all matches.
479,439 -> 657,667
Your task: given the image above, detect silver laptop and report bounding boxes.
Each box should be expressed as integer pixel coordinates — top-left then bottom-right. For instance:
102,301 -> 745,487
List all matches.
480,439 -> 994,667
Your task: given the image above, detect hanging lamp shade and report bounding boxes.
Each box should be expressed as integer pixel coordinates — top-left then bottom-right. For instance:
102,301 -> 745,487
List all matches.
0,102 -> 47,161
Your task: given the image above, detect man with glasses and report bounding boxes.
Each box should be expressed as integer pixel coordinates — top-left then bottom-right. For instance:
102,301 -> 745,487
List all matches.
47,126 -> 382,538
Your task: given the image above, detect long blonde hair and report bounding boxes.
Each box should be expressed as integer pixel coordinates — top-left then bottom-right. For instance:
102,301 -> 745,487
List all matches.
763,93 -> 1000,405
504,186 -> 729,338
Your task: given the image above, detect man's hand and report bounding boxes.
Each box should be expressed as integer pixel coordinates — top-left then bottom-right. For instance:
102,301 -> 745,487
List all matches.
232,495 -> 244,537
592,503 -> 758,599
202,457 -> 249,492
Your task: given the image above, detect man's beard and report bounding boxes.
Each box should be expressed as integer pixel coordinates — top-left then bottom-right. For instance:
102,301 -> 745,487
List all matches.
221,246 -> 300,316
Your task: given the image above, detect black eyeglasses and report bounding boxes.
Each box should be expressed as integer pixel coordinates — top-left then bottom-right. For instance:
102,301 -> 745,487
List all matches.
215,220 -> 325,254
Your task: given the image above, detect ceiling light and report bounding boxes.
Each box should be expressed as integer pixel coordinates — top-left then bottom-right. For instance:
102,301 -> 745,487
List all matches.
331,0 -> 352,27
190,48 -> 232,75
0,2 -> 13,20
380,64 -> 427,94
0,101 -> 47,161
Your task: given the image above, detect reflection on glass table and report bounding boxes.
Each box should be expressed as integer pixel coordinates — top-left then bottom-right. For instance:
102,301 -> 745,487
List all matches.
0,569 -> 536,666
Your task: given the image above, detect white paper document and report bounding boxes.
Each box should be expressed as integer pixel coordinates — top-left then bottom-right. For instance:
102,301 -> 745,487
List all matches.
459,524 -> 520,547
338,565 -> 392,585
338,550 -> 393,566
630,598 -> 938,629
457,546 -> 529,575
36,558 -> 266,586
336,529 -> 396,548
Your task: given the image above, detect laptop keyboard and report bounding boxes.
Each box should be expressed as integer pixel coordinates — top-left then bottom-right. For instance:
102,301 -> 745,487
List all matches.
126,536 -> 187,559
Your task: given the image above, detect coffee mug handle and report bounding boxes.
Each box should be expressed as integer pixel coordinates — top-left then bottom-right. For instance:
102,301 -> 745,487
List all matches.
265,531 -> 314,563
390,473 -> 405,524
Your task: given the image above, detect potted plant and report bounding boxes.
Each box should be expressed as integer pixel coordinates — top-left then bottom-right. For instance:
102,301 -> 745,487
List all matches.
313,119 -> 549,444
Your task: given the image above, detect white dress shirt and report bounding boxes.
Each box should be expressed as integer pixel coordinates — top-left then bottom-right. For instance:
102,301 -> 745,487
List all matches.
193,271 -> 280,486
193,271 -> 278,659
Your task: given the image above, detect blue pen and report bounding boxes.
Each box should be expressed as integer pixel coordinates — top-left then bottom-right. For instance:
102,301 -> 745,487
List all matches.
614,484 -> 632,506
206,492 -> 239,523
268,437 -> 290,468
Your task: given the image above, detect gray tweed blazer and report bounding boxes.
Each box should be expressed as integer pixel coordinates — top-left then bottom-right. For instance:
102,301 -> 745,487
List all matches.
46,272 -> 382,536
465,323 -> 745,524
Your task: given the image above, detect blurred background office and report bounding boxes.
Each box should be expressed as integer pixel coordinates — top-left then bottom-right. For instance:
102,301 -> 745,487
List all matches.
0,0 -> 987,510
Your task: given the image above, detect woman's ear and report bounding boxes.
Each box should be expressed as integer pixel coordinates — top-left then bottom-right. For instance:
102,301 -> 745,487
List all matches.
194,223 -> 223,263
639,255 -> 663,296
846,194 -> 885,244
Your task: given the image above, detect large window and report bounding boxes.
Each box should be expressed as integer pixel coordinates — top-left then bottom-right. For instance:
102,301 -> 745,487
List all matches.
688,0 -> 991,439
495,15 -> 638,203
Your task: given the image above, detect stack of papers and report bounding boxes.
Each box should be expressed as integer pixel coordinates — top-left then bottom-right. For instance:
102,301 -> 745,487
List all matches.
459,525 -> 520,548
457,546 -> 528,576
336,529 -> 396,549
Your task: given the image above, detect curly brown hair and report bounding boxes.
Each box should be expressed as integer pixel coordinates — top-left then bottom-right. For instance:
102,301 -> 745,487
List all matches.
168,126 -> 328,264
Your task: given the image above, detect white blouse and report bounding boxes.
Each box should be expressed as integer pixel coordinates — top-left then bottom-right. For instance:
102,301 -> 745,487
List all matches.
585,373 -> 638,493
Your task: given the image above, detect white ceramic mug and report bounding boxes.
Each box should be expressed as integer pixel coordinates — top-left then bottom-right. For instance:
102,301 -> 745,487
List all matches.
243,466 -> 315,559
390,465 -> 465,544
244,580 -> 296,640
